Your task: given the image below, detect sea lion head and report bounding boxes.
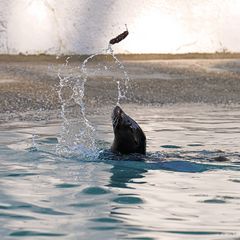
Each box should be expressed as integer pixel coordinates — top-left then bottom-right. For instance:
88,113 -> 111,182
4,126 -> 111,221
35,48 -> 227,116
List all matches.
111,106 -> 146,155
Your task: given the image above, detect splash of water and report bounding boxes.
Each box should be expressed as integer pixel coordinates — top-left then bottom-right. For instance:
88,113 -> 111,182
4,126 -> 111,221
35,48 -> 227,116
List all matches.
30,131 -> 39,152
56,42 -> 130,158
107,44 -> 130,104
56,57 -> 96,158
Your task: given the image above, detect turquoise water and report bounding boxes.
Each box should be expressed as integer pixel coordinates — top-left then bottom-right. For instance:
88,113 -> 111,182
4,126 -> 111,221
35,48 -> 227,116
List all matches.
0,104 -> 240,240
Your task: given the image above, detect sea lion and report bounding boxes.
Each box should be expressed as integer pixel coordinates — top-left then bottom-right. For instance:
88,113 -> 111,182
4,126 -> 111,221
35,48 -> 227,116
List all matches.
111,106 -> 146,155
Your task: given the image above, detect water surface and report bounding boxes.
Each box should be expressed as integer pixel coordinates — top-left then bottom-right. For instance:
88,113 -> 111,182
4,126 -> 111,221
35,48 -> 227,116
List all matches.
0,104 -> 240,240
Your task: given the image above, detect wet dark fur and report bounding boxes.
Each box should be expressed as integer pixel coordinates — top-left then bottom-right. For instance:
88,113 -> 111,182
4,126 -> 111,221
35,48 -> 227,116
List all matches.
111,106 -> 146,155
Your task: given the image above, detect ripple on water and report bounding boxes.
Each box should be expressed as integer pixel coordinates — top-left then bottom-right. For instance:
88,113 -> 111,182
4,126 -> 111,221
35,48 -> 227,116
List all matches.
9,231 -> 66,237
5,172 -> 38,178
29,204 -> 71,216
126,238 -> 154,240
89,226 -> 119,231
82,187 -> 110,195
202,199 -> 227,204
68,202 -> 103,208
162,230 -> 224,236
113,195 -> 144,204
0,201 -> 70,216
90,217 -> 123,223
161,145 -> 182,149
0,212 -> 37,220
187,143 -> 204,147
40,137 -> 58,144
55,183 -> 80,188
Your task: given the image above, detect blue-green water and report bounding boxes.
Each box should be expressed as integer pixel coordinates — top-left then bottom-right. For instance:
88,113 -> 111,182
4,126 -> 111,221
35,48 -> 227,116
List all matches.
0,104 -> 240,240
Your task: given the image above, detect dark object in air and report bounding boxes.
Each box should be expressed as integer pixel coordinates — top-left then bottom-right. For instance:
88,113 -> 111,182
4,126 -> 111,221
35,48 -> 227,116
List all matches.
111,106 -> 146,155
109,26 -> 129,45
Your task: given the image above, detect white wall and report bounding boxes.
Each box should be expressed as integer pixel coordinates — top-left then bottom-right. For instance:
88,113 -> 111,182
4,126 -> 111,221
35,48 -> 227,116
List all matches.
0,0 -> 240,54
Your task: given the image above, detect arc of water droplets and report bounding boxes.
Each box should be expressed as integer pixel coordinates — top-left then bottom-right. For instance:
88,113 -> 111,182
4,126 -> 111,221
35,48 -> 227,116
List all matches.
81,44 -> 130,105
57,45 -> 130,157
108,45 -> 130,104
56,55 -> 99,156
56,57 -> 71,154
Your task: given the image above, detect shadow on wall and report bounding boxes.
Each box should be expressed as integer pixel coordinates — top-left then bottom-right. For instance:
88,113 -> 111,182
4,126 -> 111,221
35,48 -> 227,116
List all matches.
6,0 -> 118,54
7,0 -> 59,54
3,0 -> 240,54
71,0 -> 116,54
48,0 -> 125,54
0,0 -> 11,53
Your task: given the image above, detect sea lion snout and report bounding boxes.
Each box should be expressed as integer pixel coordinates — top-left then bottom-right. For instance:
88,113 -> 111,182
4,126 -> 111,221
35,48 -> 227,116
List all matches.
112,106 -> 121,118
112,106 -> 124,129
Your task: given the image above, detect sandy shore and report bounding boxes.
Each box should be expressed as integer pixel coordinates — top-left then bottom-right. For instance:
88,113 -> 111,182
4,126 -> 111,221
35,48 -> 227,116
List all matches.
1,55 -> 240,121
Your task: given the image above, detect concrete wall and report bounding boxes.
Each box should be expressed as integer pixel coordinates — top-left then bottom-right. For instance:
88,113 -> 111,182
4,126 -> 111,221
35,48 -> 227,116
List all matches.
0,0 -> 240,54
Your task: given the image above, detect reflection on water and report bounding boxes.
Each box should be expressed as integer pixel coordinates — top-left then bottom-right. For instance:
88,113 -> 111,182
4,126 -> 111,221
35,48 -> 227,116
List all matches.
108,163 -> 148,189
0,104 -> 240,239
